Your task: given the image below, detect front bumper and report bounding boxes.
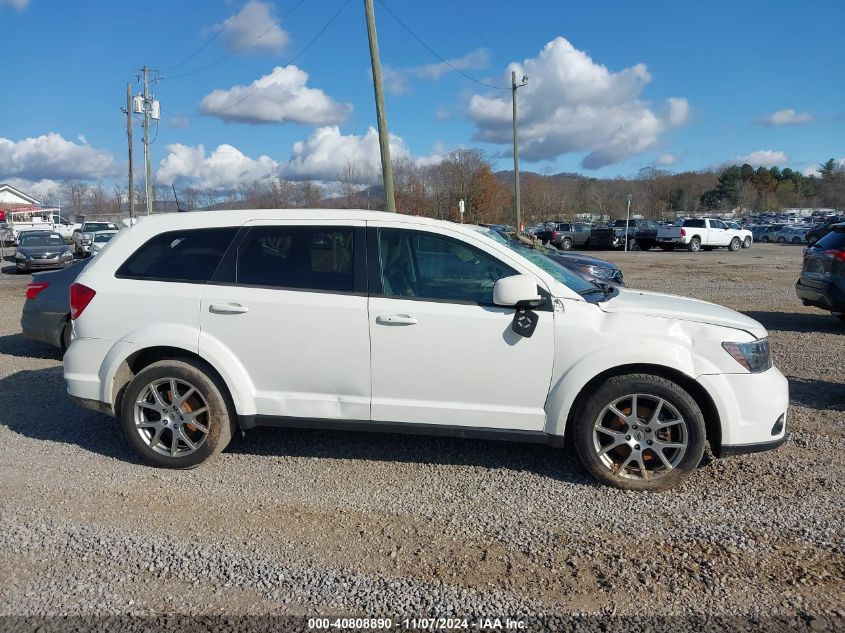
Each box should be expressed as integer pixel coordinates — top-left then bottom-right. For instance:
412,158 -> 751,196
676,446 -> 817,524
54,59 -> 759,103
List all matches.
796,277 -> 845,312
697,366 -> 789,457
16,257 -> 72,271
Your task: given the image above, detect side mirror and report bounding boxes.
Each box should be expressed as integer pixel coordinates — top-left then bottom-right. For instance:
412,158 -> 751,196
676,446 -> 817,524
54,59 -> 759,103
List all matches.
493,274 -> 542,308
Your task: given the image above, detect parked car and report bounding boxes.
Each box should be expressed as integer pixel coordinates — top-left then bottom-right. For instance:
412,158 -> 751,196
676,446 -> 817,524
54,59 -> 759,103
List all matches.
13,231 -> 74,273
754,224 -> 786,243
807,217 -> 845,245
795,223 -> 845,321
768,227 -> 808,244
90,230 -> 119,255
590,219 -> 658,250
723,222 -> 754,248
21,260 -> 86,351
548,222 -> 591,250
64,210 -> 788,491
657,218 -> 745,252
72,221 -> 119,256
478,226 -> 624,286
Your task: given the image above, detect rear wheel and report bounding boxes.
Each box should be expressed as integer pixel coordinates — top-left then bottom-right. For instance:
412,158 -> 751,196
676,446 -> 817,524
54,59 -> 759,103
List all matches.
688,237 -> 701,252
792,236 -> 802,244
120,359 -> 236,469
572,374 -> 706,491
560,237 -> 573,250
729,237 -> 741,251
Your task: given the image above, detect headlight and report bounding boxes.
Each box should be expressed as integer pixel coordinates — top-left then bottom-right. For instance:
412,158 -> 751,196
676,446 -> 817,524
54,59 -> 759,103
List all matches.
15,252 -> 26,260
61,251 -> 73,259
81,238 -> 92,244
584,265 -> 615,279
722,338 -> 772,373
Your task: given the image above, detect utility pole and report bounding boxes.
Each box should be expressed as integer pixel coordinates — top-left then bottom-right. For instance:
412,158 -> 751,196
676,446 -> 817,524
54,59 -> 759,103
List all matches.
625,193 -> 633,252
364,0 -> 395,212
512,71 -> 528,232
124,82 -> 135,219
142,66 -> 153,216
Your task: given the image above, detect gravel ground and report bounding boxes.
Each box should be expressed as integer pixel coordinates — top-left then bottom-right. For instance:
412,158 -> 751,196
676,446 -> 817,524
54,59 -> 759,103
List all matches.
0,243 -> 842,631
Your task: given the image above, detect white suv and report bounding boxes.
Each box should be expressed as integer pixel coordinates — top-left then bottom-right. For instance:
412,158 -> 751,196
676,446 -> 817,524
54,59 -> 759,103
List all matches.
64,210 -> 789,490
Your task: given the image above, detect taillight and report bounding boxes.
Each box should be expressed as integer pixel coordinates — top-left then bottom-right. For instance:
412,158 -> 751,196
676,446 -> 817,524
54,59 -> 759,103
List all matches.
823,249 -> 845,262
26,282 -> 49,300
70,283 -> 96,320
680,228 -> 686,237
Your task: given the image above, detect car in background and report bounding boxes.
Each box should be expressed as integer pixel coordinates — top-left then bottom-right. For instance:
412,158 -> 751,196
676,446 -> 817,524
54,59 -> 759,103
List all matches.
590,219 -> 658,250
90,230 -> 119,255
754,224 -> 786,243
807,217 -> 845,245
478,226 -> 624,286
72,221 -> 120,256
768,227 -> 808,244
796,223 -> 845,322
21,260 -> 86,351
14,231 -> 74,273
656,218 -> 744,252
549,222 -> 591,250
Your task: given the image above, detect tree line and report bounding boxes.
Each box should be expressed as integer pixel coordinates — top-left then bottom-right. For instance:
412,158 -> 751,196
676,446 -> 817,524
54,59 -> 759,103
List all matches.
36,151 -> 844,224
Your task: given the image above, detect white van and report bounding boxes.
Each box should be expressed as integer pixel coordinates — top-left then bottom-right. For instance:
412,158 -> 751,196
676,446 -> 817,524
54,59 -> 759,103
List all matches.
63,210 -> 788,490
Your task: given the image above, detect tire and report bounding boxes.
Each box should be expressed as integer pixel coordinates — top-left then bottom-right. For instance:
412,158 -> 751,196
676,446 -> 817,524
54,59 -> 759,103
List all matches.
120,358 -> 236,469
742,236 -> 752,249
560,237 -> 573,251
792,237 -> 801,244
60,319 -> 72,353
572,373 -> 707,491
761,236 -> 770,243
688,237 -> 701,252
628,239 -> 640,251
729,237 -> 741,251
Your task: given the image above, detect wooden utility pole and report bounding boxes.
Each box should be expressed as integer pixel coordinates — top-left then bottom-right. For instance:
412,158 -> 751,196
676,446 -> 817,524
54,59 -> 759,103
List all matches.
512,71 -> 528,232
125,82 -> 135,219
364,0 -> 396,212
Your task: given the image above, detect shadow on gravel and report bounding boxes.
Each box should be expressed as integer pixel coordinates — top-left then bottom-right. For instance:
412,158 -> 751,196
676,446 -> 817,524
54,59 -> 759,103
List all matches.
788,376 -> 845,411
0,364 -> 595,482
743,310 -> 844,334
0,333 -> 61,360
0,366 -> 139,463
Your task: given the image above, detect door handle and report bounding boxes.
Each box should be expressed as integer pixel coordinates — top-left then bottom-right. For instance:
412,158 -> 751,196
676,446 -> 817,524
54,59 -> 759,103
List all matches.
376,314 -> 418,326
209,303 -> 250,314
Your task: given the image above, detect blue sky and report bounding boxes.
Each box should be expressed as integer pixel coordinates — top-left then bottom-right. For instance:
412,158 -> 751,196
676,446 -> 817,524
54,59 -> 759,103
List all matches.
1,0 -> 843,195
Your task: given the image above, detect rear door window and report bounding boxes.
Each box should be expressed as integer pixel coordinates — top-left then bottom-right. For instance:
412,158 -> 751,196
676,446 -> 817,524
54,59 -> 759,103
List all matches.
235,225 -> 356,293
815,230 -> 845,251
116,227 -> 238,282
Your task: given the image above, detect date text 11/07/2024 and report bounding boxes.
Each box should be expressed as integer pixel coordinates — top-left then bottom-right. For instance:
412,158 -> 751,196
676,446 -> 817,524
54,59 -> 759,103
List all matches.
307,617 -> 528,630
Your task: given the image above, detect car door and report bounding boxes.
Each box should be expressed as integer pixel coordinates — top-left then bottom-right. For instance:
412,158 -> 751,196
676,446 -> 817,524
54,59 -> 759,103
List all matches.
200,220 -> 371,421
367,223 -> 555,431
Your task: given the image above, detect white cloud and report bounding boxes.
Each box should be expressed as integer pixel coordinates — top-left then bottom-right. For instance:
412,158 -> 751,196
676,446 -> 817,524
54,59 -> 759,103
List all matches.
466,37 -> 689,169
216,1 -> 288,54
0,0 -> 29,9
199,65 -> 352,125
657,153 -> 678,166
381,48 -> 490,95
282,126 -> 409,182
156,143 -> 279,190
410,48 -> 490,80
0,133 -> 116,181
721,150 -> 789,168
759,109 -> 814,127
801,165 -> 820,177
168,115 -> 190,129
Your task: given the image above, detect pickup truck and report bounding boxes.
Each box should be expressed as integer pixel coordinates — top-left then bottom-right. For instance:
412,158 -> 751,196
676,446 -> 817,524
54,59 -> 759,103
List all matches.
589,219 -> 658,250
656,218 -> 746,252
536,222 -> 591,250
2,213 -> 81,244
72,221 -> 120,256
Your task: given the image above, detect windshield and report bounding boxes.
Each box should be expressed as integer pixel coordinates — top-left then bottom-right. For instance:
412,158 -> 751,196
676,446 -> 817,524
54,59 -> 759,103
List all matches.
84,223 -> 115,232
473,227 -> 601,297
94,232 -> 115,243
20,234 -> 65,247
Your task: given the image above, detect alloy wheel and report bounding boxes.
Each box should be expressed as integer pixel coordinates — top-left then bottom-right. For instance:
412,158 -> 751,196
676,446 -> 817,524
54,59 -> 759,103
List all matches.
592,393 -> 689,481
134,378 -> 210,457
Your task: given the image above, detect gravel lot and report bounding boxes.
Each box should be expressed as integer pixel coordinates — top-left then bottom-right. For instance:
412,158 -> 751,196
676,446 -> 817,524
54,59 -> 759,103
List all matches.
0,244 -> 842,631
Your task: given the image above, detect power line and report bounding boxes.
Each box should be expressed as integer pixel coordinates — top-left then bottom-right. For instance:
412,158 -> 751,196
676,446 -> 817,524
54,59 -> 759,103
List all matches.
162,0 -> 309,81
448,0 -> 509,70
190,0 -> 352,118
376,0 -> 506,90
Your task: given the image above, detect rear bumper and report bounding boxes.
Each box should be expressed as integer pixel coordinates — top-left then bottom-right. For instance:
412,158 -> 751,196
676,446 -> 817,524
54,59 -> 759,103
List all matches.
796,278 -> 845,312
20,303 -> 65,348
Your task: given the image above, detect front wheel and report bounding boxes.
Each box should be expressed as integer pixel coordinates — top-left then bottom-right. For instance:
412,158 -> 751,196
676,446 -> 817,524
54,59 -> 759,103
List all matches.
729,237 -> 741,251
120,359 -> 236,468
742,236 -> 752,248
572,374 -> 706,491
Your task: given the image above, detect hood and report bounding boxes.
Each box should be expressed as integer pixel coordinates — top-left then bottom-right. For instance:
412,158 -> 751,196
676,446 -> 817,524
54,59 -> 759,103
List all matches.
17,244 -> 70,256
548,252 -> 618,270
598,287 -> 767,338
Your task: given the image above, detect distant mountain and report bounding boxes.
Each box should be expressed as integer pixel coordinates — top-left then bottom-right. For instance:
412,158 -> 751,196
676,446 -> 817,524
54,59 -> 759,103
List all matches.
494,170 -> 585,186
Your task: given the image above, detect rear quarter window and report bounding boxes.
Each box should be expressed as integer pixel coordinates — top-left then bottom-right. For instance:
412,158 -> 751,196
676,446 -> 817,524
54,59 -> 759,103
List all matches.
815,229 -> 845,251
683,219 -> 706,228
116,227 -> 239,282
